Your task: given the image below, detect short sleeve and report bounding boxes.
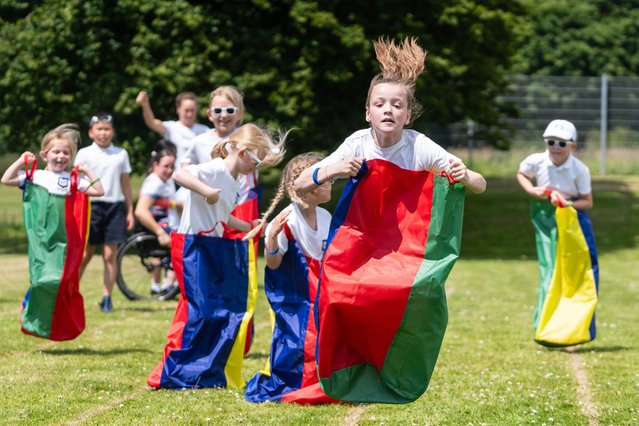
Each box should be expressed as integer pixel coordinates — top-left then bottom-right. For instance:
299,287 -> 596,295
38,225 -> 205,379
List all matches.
575,163 -> 592,195
140,175 -> 161,198
518,154 -> 538,177
121,151 -> 132,174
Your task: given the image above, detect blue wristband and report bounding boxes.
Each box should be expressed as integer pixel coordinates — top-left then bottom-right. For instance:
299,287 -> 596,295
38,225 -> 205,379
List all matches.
266,248 -> 279,255
312,167 -> 322,185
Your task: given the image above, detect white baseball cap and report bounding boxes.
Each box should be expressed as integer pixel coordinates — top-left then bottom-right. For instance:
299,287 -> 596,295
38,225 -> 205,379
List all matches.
543,119 -> 577,142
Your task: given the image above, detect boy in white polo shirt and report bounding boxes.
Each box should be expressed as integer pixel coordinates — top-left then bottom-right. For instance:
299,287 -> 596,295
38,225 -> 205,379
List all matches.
517,119 -> 593,210
75,112 -> 134,312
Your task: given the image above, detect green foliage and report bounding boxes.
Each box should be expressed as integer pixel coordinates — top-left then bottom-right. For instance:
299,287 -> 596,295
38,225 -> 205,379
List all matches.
512,0 -> 639,76
0,0 -> 523,170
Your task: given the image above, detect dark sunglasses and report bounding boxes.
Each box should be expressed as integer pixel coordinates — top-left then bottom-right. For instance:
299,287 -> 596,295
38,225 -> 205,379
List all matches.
210,106 -> 238,116
546,139 -> 572,148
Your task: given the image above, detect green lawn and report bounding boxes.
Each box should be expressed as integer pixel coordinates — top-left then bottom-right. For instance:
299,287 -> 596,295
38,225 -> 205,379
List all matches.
0,176 -> 638,424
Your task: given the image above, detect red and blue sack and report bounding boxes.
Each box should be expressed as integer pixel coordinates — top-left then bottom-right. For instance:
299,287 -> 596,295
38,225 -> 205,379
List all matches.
530,200 -> 599,346
147,232 -> 258,389
222,187 -> 261,355
315,159 -> 465,403
20,165 -> 89,341
244,225 -> 336,404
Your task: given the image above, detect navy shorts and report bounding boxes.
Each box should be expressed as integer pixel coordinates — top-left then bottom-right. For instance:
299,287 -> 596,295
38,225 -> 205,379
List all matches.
88,201 -> 128,245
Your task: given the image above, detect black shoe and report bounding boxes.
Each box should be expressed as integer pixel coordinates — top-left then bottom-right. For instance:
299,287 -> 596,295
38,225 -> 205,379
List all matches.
99,296 -> 113,313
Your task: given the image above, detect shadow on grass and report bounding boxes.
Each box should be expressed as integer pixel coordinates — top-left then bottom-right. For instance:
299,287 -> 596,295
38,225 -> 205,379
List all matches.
461,177 -> 639,259
39,347 -> 153,356
113,304 -> 177,313
559,345 -> 632,354
244,352 -> 268,361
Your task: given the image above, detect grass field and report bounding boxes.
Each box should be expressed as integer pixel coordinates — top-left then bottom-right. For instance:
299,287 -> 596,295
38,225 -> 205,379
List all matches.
1,174 -> 638,424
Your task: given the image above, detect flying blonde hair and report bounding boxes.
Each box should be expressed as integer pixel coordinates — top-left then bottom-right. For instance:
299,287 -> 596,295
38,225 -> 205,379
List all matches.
243,152 -> 325,240
366,36 -> 427,125
210,123 -> 288,169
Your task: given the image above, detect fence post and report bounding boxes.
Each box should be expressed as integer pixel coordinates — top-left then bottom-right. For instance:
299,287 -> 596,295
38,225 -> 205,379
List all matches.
600,73 -> 608,176
466,119 -> 474,168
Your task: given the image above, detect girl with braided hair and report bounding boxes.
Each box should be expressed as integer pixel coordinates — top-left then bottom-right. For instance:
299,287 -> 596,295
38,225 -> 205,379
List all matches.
293,37 -> 486,403
244,152 -> 336,404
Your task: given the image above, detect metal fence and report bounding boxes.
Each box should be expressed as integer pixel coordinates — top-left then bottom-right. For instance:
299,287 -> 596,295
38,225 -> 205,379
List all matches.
428,74 -> 639,175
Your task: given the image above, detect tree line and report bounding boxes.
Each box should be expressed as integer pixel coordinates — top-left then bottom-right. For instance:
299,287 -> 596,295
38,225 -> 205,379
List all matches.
1,0 -> 637,172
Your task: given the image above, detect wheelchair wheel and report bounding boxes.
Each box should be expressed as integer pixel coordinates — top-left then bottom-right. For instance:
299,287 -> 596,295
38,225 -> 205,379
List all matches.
115,232 -> 180,301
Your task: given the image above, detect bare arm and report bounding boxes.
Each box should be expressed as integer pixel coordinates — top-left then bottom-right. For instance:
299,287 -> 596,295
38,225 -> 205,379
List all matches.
135,195 -> 171,246
449,158 -> 486,194
120,173 -> 135,230
226,215 -> 253,233
516,171 -> 548,200
136,90 -> 166,135
263,209 -> 291,270
172,168 -> 222,203
1,152 -> 36,186
75,163 -> 104,197
295,157 -> 364,194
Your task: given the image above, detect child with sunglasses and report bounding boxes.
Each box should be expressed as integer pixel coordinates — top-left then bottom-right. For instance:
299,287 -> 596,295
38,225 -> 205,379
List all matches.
147,123 -> 288,390
181,87 -> 260,232
136,90 -> 210,170
517,120 -> 598,347
516,119 -> 593,210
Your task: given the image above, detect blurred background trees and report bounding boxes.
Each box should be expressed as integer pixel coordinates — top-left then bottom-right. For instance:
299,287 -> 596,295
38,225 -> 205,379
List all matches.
1,0 -> 637,171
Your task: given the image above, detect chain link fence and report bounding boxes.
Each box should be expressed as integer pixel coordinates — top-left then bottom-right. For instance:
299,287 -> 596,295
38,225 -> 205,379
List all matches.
428,74 -> 639,176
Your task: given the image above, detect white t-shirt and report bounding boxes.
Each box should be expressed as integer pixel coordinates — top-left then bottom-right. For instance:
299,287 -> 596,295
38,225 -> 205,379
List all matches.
314,128 -> 458,173
518,151 -> 591,198
74,142 -> 132,203
265,203 -> 332,261
163,120 -> 210,169
18,169 -> 90,195
139,173 -> 179,229
176,158 -> 242,235
183,128 -> 257,203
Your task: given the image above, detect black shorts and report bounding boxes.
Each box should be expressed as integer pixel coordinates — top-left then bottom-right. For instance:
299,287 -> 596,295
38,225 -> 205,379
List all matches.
88,201 -> 128,245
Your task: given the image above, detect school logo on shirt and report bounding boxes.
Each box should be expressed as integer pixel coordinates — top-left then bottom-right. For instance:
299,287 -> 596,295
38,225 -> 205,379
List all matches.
57,176 -> 69,189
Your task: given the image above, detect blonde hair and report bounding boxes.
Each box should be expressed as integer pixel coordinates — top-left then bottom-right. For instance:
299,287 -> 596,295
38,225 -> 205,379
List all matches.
210,123 -> 287,168
244,152 -> 325,240
366,36 -> 427,125
41,123 -> 80,160
209,85 -> 245,126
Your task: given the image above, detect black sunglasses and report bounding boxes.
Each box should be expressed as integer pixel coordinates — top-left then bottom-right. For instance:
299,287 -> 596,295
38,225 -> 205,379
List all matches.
546,139 -> 572,148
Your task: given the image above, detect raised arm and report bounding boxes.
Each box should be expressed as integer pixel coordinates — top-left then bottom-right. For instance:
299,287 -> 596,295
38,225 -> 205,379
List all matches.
136,90 -> 167,135
1,152 -> 36,187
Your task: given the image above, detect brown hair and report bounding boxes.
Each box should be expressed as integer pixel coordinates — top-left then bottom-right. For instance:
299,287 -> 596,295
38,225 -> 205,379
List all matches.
210,123 -> 287,168
244,152 -> 325,240
175,91 -> 198,109
209,85 -> 245,125
40,123 -> 80,162
366,37 -> 427,125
